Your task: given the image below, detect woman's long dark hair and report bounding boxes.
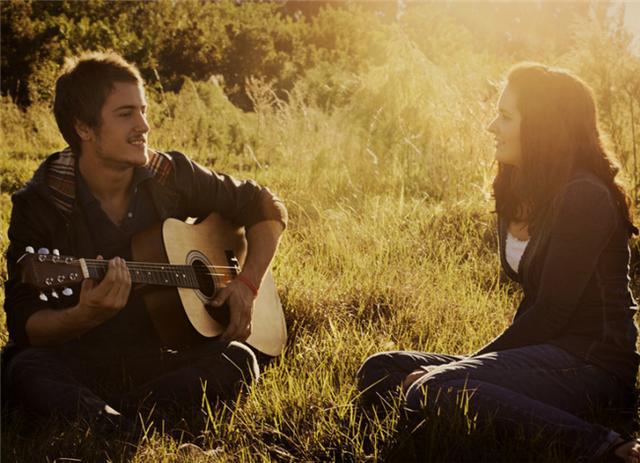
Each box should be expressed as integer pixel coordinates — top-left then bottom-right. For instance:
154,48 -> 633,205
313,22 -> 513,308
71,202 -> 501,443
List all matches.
493,63 -> 636,234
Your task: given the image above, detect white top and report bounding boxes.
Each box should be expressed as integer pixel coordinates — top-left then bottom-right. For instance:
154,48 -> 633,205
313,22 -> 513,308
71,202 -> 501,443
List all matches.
506,232 -> 529,274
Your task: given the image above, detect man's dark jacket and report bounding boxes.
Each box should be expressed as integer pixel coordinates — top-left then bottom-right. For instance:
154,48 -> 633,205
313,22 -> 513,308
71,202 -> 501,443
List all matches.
3,148 -> 287,356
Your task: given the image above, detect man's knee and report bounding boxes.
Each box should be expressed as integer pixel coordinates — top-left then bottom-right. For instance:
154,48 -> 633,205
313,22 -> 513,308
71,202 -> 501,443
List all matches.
6,347 -> 64,387
4,347 -> 95,417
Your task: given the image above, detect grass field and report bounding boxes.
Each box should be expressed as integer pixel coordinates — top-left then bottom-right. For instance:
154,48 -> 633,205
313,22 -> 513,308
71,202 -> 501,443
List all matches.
2,4 -> 640,462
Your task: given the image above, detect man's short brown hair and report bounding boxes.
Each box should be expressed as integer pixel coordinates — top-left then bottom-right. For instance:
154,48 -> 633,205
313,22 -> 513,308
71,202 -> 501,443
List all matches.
53,51 -> 143,154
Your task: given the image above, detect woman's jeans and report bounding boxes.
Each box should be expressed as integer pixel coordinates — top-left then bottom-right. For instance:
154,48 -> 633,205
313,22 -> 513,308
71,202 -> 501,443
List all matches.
357,344 -> 632,460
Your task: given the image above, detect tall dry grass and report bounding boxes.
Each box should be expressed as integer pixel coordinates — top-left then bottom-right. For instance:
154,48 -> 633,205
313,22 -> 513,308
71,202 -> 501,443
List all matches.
1,11 -> 638,463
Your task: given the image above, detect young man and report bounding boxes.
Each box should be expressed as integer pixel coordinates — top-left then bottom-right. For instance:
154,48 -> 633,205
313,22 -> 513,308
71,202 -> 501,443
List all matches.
3,52 -> 287,431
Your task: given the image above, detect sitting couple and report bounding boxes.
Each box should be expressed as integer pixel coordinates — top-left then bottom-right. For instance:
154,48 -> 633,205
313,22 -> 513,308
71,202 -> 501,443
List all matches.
3,52 -> 639,462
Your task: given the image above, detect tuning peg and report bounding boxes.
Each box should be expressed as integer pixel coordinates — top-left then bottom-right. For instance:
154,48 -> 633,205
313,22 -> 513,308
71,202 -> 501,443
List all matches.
38,292 -> 48,302
62,287 -> 73,297
52,249 -> 60,256
25,246 -> 35,254
37,248 -> 50,255
51,290 -> 59,299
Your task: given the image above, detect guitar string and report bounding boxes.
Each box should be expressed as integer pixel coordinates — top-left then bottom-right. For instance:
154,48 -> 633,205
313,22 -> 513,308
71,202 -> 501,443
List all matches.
83,261 -> 236,271
82,258 -> 235,268
46,263 -> 237,289
84,265 -> 231,287
85,266 -> 230,278
84,263 -> 233,278
84,261 -> 236,270
82,262 -> 240,286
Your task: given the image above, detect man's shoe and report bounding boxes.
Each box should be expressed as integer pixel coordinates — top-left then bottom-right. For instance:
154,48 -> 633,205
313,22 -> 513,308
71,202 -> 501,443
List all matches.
88,405 -> 137,438
176,442 -> 223,458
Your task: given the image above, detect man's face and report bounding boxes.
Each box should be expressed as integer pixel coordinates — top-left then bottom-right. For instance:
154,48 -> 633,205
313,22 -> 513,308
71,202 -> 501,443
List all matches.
83,81 -> 150,169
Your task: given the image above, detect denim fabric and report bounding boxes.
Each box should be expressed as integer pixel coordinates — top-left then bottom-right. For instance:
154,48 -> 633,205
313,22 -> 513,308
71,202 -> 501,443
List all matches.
357,344 -> 628,460
6,340 -> 258,421
478,172 -> 639,388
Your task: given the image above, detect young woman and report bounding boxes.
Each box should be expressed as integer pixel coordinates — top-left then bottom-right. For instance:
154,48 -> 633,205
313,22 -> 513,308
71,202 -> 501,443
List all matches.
357,63 -> 640,462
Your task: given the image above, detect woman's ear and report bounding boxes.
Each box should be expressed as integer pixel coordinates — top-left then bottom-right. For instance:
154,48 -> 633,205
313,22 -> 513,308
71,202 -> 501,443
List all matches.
74,120 -> 94,141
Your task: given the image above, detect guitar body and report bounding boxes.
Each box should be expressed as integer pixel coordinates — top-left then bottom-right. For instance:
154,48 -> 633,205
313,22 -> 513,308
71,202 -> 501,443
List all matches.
131,213 -> 287,357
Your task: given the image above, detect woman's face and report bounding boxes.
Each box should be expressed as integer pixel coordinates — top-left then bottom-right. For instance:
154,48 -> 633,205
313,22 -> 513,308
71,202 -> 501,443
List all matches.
488,85 -> 522,166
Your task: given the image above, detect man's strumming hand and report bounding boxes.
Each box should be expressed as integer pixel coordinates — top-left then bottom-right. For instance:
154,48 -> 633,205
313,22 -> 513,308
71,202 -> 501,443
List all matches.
207,220 -> 283,344
211,275 -> 257,341
209,274 -> 257,343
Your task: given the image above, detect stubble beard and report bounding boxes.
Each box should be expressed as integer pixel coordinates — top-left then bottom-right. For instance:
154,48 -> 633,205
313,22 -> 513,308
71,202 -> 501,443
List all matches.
95,137 -> 148,171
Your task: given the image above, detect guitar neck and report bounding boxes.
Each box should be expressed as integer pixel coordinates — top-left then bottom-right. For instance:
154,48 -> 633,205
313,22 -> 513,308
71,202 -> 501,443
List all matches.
83,259 -> 201,289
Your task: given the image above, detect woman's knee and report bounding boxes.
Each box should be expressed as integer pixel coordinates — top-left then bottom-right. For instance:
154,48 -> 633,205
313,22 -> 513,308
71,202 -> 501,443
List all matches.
404,373 -> 467,414
405,374 -> 436,412
356,351 -> 402,392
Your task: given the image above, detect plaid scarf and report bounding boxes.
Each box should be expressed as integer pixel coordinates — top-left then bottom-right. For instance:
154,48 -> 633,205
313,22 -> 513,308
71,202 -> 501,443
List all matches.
45,148 -> 173,218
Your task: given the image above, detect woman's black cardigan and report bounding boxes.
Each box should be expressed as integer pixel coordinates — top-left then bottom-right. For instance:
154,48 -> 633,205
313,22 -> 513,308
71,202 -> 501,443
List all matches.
475,171 -> 639,390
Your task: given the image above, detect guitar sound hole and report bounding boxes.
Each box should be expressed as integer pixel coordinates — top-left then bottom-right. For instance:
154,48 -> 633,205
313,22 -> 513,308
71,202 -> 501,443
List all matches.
192,259 -> 215,297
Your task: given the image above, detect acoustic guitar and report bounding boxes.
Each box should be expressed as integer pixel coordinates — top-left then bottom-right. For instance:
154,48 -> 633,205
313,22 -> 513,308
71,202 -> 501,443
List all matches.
17,213 -> 287,357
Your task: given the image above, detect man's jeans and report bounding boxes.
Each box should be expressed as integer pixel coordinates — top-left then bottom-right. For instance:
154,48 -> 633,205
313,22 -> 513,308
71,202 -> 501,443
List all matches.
5,339 -> 259,426
357,344 -> 632,460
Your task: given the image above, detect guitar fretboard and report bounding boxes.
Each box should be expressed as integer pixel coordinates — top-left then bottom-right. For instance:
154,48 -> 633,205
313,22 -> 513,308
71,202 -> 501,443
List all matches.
84,260 -> 203,289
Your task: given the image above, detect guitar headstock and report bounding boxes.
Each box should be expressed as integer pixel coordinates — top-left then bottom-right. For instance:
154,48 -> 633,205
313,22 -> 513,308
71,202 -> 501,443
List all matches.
17,247 -> 83,300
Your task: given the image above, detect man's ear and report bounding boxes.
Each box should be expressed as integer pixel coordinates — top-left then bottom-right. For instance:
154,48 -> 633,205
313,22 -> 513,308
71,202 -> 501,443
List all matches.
74,120 -> 94,142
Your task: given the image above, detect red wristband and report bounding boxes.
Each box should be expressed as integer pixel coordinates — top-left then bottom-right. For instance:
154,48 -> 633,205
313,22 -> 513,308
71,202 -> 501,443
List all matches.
236,274 -> 258,297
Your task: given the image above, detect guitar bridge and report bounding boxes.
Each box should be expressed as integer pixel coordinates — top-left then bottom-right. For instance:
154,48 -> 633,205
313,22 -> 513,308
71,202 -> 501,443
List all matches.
225,250 -> 240,276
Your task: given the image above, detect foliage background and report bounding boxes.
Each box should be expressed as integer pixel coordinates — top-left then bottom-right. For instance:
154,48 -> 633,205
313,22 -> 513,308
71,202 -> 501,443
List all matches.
1,1 -> 639,461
